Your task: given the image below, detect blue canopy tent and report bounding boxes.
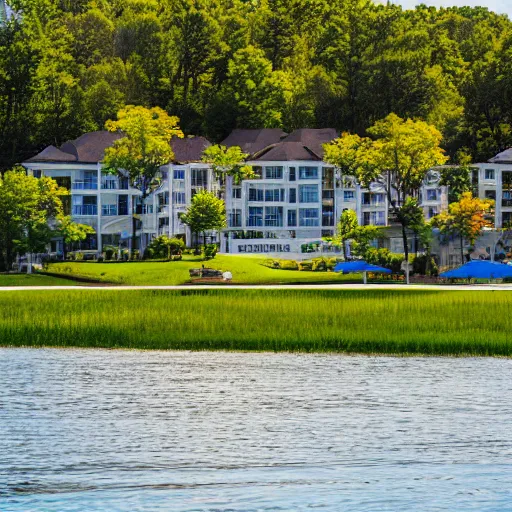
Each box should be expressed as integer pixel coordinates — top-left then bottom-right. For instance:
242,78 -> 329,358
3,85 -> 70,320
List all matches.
440,260 -> 512,280
334,261 -> 392,284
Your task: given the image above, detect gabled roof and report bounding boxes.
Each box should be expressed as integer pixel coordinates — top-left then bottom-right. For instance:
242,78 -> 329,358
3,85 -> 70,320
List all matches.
26,145 -> 77,163
489,148 -> 512,164
171,136 -> 211,163
253,128 -> 338,162
221,129 -> 287,157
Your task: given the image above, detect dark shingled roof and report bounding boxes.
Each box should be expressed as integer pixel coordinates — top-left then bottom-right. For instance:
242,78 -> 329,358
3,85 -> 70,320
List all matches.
170,136 -> 211,163
26,131 -> 122,164
221,129 -> 287,156
489,148 -> 512,164
253,128 -> 338,161
26,145 -> 78,163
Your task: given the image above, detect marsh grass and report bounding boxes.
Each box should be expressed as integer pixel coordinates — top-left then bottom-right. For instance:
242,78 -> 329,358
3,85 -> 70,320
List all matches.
1,290 -> 511,356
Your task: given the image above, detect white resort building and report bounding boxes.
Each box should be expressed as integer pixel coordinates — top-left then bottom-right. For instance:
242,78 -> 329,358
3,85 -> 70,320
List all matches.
22,127 -> 512,262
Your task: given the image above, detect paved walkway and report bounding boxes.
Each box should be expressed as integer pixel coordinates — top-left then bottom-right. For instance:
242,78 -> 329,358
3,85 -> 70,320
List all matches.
2,284 -> 512,291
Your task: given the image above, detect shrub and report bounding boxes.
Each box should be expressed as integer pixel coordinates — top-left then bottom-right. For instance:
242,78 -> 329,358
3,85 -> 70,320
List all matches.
263,259 -> 280,269
279,259 -> 299,270
131,250 -> 140,261
67,252 -> 76,261
365,248 -> 402,273
298,261 -> 313,271
75,252 -> 84,261
104,246 -> 115,261
412,254 -> 439,276
146,236 -> 185,260
204,243 -> 218,260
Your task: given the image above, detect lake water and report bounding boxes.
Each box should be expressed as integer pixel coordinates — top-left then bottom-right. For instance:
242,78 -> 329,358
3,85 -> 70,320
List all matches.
1,349 -> 512,511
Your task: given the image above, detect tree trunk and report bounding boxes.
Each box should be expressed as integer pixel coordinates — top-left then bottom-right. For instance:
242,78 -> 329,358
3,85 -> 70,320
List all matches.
401,223 -> 409,263
131,213 -> 137,260
342,238 -> 348,260
203,231 -> 207,253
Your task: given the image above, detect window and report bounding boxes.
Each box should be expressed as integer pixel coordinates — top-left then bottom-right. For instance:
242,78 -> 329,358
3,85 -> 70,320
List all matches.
72,195 -> 97,216
174,169 -> 185,180
265,206 -> 283,227
191,169 -> 208,187
118,195 -> 128,215
344,190 -> 355,201
485,190 -> 496,200
299,208 -> 319,227
229,209 -> 242,227
172,191 -> 186,204
265,166 -> 283,179
232,187 -> 242,199
322,205 -> 334,226
248,207 -> 263,227
289,188 -> 296,203
289,167 -> 296,181
33,170 -> 42,178
299,167 -> 318,180
362,192 -> 385,206
249,188 -> 263,201
363,211 -> 385,226
426,189 -> 439,201
485,169 -> 495,180
287,209 -> 297,227
264,188 -> 285,202
427,207 -> 438,219
322,168 -> 334,189
102,204 -> 117,216
299,185 -> 319,203
252,166 -> 263,179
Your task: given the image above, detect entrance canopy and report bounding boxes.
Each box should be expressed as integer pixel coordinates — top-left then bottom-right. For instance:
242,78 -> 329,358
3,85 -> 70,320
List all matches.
334,261 -> 392,274
440,260 -> 512,279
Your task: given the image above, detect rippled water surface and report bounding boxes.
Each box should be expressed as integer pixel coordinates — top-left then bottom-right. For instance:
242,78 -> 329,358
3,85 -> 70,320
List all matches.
1,349 -> 512,511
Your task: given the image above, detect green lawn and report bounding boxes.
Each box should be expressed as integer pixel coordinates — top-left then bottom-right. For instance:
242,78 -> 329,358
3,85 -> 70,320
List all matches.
0,274 -> 78,287
45,255 -> 362,286
1,289 -> 511,356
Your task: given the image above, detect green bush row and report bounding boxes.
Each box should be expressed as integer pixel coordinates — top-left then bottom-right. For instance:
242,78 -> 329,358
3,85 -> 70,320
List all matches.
263,257 -> 342,272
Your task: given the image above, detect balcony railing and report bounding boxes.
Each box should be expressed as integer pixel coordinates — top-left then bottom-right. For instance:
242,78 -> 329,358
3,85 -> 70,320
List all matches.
73,205 -> 97,216
72,180 -> 98,190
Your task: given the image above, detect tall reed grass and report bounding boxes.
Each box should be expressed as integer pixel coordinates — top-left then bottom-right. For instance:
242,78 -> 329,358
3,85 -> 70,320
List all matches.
1,290 -> 511,356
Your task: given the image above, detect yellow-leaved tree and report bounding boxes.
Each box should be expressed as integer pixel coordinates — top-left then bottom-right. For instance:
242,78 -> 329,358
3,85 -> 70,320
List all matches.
103,106 -> 184,256
432,192 -> 494,264
324,113 -> 448,263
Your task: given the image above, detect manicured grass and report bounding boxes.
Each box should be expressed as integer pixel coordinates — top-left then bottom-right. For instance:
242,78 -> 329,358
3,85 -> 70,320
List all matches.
45,255 -> 362,285
0,273 -> 78,287
1,289 -> 511,356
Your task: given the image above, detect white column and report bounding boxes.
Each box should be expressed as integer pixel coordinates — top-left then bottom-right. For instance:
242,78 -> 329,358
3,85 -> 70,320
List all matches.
169,165 -> 172,238
97,163 -> 102,253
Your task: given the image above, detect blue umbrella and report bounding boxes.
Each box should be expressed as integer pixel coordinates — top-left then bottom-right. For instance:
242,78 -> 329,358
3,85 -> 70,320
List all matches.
440,260 -> 512,280
334,260 -> 391,284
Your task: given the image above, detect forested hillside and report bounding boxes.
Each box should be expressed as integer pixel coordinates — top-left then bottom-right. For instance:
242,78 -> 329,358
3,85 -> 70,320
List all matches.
1,0 -> 511,170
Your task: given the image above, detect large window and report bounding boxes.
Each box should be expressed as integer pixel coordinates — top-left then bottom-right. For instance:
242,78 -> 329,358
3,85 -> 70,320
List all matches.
191,169 -> 208,187
172,191 -> 186,204
322,205 -> 334,226
232,187 -> 242,199
265,166 -> 283,179
363,211 -> 385,226
72,195 -> 97,216
118,195 -> 128,215
344,190 -> 355,201
362,192 -> 385,206
299,167 -> 318,180
229,209 -> 242,227
289,188 -> 296,203
249,187 -> 284,202
289,167 -> 296,181
265,206 -> 283,227
485,169 -> 495,180
249,188 -> 264,201
248,207 -> 263,227
299,208 -> 319,227
426,189 -> 439,201
299,184 -> 319,203
174,169 -> 185,180
287,209 -> 297,227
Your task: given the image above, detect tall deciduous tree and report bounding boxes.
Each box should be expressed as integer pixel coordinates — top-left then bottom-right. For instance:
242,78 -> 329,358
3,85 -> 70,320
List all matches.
324,114 -> 448,262
181,190 -> 226,253
432,191 -> 494,264
103,105 -> 184,255
335,209 -> 358,260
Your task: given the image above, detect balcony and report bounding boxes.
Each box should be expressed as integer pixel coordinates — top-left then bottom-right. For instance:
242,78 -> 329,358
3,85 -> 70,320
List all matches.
502,199 -> 512,208
72,180 -> 98,190
73,205 -> 97,216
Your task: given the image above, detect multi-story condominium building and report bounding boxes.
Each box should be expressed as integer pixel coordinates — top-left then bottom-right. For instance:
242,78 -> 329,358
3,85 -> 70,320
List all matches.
20,127 -> 460,260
